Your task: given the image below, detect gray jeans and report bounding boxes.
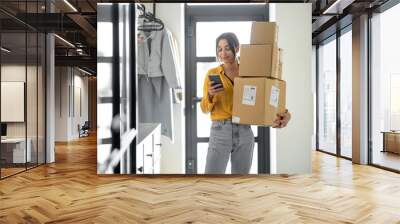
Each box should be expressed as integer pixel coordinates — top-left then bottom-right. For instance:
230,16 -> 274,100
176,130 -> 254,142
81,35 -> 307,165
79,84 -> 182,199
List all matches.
205,120 -> 255,174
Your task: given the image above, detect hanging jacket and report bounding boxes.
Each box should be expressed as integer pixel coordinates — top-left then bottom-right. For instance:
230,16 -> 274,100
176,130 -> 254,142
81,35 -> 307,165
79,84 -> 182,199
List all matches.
137,27 -> 181,141
137,28 -> 181,93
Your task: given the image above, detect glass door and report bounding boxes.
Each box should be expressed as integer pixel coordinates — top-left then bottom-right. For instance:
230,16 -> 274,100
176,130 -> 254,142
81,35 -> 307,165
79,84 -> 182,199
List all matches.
1,30 -> 28,178
0,0 -> 47,179
185,4 -> 268,174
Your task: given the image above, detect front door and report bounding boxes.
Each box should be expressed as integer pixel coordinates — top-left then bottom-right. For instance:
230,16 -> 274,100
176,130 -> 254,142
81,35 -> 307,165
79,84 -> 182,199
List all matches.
185,4 -> 270,174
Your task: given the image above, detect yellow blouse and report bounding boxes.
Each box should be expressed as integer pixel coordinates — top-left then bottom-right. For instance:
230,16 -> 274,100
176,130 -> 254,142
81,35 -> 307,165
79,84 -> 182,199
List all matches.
200,65 -> 235,121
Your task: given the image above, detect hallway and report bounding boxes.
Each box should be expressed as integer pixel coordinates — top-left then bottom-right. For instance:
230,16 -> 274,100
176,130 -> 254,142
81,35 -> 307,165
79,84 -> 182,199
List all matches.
0,134 -> 400,223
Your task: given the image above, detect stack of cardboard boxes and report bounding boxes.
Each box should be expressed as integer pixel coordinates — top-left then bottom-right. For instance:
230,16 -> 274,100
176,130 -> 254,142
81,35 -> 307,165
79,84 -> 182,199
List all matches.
232,22 -> 286,126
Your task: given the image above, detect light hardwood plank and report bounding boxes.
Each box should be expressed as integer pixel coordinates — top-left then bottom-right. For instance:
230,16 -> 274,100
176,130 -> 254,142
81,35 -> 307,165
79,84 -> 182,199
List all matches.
0,134 -> 399,223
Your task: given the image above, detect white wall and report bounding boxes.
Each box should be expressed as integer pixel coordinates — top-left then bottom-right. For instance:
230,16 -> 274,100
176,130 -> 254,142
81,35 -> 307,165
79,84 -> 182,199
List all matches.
144,3 -> 185,173
2,64 -> 47,164
1,65 -> 39,137
55,67 -> 89,141
270,4 -> 313,174
1,65 -> 29,139
55,67 -> 68,141
73,73 -> 89,137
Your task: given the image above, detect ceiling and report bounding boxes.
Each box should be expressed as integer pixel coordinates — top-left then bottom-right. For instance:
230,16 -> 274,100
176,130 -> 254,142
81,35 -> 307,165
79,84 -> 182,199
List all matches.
0,0 -> 394,74
311,0 -> 390,43
0,0 -> 98,74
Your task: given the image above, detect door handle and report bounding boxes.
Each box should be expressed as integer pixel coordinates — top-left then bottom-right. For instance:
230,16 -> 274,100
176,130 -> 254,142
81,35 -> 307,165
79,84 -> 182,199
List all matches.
192,97 -> 202,104
138,166 -> 143,172
192,97 -> 202,109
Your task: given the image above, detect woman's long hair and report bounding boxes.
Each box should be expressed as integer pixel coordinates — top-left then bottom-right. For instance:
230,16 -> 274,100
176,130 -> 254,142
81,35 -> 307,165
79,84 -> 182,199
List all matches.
215,32 -> 240,63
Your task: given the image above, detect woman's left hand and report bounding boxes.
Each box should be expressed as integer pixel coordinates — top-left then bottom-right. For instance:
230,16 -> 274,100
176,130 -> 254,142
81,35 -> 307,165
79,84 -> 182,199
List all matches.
272,109 -> 291,128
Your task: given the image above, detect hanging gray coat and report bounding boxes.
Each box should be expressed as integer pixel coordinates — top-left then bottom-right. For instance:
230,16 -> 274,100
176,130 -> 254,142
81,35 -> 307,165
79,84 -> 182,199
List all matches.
137,27 -> 181,142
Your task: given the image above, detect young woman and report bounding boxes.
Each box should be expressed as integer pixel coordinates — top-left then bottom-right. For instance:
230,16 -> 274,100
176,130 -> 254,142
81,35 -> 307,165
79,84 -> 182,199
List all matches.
200,32 -> 291,174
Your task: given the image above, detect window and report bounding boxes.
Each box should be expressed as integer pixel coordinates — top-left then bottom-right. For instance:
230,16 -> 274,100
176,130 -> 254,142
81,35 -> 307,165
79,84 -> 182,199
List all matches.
390,74 -> 400,130
316,25 -> 353,160
340,29 -> 352,158
318,36 -> 337,155
371,3 -> 400,171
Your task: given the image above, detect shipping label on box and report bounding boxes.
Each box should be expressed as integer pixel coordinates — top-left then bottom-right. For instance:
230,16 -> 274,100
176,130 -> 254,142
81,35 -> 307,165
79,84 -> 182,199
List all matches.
232,116 -> 240,123
269,85 -> 280,108
242,85 -> 257,106
232,77 -> 286,126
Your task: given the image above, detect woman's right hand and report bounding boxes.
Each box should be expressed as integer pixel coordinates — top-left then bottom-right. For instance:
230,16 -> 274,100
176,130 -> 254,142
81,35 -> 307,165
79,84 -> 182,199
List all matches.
208,81 -> 224,100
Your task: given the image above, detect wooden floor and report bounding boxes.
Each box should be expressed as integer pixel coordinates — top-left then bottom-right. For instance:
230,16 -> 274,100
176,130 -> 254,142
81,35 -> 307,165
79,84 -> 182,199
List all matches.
1,167 -> 26,178
373,150 -> 400,171
1,135 -> 400,223
1,163 -> 44,178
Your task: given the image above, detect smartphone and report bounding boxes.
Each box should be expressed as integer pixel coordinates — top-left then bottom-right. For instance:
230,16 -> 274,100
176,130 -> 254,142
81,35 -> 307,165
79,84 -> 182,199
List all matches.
208,75 -> 224,89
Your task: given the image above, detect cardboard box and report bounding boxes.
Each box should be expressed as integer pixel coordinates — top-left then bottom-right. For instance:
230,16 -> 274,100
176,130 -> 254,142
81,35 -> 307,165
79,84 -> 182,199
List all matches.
232,77 -> 286,126
250,22 -> 278,45
273,62 -> 283,80
274,49 -> 283,79
239,44 -> 279,78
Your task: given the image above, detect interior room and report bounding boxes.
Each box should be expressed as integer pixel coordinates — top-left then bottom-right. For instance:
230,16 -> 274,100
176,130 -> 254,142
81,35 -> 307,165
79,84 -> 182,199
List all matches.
0,0 -> 97,179
52,2 -> 97,145
97,3 -> 313,175
0,1 -> 400,223
0,3 -> 46,178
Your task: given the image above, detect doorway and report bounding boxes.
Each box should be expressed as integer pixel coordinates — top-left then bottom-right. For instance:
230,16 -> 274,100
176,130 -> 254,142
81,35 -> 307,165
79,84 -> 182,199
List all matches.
185,4 -> 270,174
